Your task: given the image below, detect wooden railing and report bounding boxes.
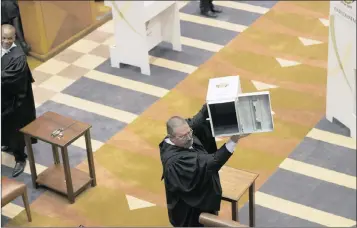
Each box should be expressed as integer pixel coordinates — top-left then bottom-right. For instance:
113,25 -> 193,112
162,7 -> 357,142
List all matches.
199,213 -> 247,227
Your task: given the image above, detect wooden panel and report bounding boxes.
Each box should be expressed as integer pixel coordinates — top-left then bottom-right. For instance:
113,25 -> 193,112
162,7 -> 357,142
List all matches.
18,1 -> 48,55
18,0 -> 97,58
40,1 -> 94,51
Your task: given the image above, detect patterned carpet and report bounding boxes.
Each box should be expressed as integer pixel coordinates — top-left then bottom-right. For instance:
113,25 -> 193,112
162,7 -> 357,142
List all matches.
2,1 -> 355,227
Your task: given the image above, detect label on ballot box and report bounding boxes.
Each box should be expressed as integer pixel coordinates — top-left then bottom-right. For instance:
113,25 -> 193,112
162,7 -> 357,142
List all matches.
206,76 -> 274,137
206,76 -> 242,103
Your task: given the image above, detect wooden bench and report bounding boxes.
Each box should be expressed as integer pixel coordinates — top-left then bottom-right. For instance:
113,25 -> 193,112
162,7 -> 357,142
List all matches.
219,166 -> 258,227
199,213 -> 246,227
1,177 -> 32,222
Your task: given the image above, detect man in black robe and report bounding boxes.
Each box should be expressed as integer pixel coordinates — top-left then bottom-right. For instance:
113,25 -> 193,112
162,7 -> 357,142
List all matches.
1,0 -> 31,54
159,104 -> 248,227
199,0 -> 222,18
1,24 -> 37,177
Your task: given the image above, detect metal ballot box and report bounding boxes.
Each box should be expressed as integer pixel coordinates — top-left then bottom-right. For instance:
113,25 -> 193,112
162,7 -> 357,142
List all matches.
206,76 -> 274,137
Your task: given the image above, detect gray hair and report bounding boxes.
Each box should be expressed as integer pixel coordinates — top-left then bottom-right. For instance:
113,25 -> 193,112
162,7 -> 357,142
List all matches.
166,116 -> 187,137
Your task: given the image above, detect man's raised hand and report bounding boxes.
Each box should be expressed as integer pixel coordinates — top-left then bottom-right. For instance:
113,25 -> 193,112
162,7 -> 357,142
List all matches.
230,134 -> 250,143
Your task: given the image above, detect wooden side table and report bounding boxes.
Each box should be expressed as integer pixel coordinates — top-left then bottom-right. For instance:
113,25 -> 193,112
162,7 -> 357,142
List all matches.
20,111 -> 97,204
219,166 -> 258,227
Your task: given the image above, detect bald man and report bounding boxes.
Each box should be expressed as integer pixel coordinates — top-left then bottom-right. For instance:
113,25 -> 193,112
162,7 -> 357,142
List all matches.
2,24 -> 37,177
159,104 -> 249,227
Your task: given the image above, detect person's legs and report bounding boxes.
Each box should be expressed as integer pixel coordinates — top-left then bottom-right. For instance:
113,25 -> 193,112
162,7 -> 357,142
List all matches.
209,0 -> 222,13
1,118 -> 11,151
13,147 -> 27,162
200,0 -> 217,18
200,0 -> 209,12
1,134 -> 9,151
12,16 -> 31,55
9,129 -> 27,177
2,0 -> 31,54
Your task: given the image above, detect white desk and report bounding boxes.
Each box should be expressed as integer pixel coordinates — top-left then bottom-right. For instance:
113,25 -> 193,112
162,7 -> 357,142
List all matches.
104,1 -> 182,75
326,1 -> 356,139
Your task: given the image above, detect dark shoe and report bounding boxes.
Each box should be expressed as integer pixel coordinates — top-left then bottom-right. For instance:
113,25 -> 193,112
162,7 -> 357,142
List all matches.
12,161 -> 26,177
1,146 -> 10,151
200,10 -> 217,18
211,7 -> 222,13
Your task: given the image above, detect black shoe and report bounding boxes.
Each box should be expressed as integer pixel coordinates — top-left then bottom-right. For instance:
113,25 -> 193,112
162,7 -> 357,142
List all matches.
211,7 -> 222,13
12,161 -> 26,177
200,10 -> 217,18
1,146 -> 10,152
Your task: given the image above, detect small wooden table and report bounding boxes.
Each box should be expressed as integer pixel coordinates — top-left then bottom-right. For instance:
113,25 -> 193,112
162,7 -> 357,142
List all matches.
20,111 -> 97,203
219,166 -> 258,227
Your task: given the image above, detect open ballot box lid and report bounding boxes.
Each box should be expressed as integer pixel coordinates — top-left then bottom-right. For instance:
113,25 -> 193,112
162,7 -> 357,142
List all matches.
206,76 -> 274,137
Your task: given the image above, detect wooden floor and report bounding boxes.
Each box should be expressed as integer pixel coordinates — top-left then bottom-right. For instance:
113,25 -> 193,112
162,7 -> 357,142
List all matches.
27,56 -> 42,70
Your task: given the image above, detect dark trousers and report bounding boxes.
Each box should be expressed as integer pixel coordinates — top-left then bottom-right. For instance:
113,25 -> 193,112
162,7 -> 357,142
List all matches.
1,118 -> 27,162
13,148 -> 27,163
200,0 -> 213,12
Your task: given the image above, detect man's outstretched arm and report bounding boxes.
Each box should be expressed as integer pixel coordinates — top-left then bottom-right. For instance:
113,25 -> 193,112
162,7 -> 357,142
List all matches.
186,104 -> 209,131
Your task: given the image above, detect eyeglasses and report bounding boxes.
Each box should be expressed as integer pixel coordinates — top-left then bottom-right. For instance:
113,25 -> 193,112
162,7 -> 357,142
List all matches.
175,129 -> 193,140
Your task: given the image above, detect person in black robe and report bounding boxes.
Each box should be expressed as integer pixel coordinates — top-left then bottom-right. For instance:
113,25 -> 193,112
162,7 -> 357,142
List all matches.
1,24 -> 37,177
199,0 -> 222,18
1,0 -> 31,55
159,104 -> 248,227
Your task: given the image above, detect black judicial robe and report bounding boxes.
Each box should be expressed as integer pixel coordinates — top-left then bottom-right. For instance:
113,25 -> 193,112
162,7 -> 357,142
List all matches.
1,45 -> 37,151
159,105 -> 232,227
193,118 -> 217,155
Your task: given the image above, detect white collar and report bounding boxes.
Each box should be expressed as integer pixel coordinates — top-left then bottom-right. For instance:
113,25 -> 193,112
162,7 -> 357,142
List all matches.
2,43 -> 17,57
165,138 -> 193,149
165,138 -> 175,145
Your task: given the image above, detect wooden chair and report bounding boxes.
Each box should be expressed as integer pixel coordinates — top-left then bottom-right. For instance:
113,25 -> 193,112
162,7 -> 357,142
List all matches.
199,213 -> 246,227
1,177 -> 32,222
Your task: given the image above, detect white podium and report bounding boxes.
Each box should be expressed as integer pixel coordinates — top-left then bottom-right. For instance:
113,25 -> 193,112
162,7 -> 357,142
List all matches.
326,1 -> 356,139
206,76 -> 274,137
104,1 -> 182,75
